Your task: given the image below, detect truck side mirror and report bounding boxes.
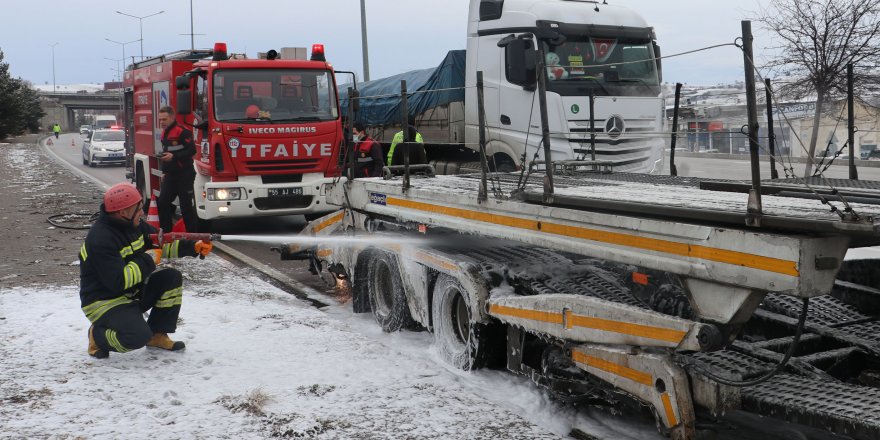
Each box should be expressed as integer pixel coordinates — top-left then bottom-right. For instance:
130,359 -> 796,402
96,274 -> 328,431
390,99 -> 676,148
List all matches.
351,89 -> 360,113
504,39 -> 537,90
177,90 -> 192,115
175,75 -> 190,91
653,42 -> 663,83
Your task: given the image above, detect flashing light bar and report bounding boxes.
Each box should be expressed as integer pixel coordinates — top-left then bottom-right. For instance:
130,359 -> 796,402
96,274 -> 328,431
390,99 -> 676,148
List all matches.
311,44 -> 326,62
213,42 -> 228,61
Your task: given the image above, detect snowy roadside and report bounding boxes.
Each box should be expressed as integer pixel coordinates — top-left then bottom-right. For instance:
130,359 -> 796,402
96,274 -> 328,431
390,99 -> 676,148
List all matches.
0,254 -> 660,440
0,135 -> 659,439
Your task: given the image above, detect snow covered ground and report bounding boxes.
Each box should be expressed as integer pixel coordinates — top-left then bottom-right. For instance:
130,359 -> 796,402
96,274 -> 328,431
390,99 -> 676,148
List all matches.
0,255 -> 660,440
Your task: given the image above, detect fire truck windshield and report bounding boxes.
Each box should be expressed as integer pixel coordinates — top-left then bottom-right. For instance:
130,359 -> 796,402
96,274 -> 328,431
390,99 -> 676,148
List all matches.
212,69 -> 338,123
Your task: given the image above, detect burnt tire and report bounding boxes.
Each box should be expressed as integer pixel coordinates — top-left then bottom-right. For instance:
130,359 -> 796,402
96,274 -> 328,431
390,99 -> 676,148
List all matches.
431,274 -> 497,371
366,250 -> 414,332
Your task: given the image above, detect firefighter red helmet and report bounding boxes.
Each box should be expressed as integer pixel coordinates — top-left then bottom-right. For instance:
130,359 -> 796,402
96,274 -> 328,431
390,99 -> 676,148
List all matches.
104,183 -> 142,212
246,104 -> 260,119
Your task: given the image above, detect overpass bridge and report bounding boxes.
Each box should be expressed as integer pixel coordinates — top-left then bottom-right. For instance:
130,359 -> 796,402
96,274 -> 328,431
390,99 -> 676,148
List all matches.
39,91 -> 123,132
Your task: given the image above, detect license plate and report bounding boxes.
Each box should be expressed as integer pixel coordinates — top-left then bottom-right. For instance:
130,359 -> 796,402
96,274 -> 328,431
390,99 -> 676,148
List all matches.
111,153 -> 123,157
268,187 -> 303,197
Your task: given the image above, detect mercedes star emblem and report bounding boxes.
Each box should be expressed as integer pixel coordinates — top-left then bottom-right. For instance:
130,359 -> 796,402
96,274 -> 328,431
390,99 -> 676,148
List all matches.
605,115 -> 625,139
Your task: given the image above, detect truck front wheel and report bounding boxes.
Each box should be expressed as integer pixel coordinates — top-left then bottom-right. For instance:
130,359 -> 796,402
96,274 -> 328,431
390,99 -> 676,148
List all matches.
366,250 -> 414,332
431,274 -> 498,371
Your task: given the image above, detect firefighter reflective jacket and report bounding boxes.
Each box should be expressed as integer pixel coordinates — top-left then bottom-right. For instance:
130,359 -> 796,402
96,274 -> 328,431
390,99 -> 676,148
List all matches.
353,136 -> 384,178
78,206 -> 198,323
160,121 -> 196,175
387,128 -> 426,166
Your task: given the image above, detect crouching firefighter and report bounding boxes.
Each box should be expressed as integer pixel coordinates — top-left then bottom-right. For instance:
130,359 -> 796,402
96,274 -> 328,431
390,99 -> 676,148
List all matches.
79,183 -> 213,359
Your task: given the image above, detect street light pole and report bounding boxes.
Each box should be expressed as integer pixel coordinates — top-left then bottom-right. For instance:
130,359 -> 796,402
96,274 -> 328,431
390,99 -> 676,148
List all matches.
360,0 -> 370,81
190,0 -> 195,51
49,42 -> 59,93
116,10 -> 165,60
104,57 -> 122,81
106,38 -> 141,75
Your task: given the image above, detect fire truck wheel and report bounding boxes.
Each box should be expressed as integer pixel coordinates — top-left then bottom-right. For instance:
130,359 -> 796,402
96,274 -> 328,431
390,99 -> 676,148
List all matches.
366,250 -> 414,332
197,218 -> 213,233
432,274 -> 494,371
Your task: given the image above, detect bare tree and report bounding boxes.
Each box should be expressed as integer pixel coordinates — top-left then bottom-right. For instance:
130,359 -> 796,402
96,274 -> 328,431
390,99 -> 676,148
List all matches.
756,0 -> 880,177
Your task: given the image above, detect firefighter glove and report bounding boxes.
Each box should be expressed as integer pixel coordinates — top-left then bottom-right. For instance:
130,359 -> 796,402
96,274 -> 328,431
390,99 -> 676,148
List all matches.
145,248 -> 163,264
195,241 -> 213,257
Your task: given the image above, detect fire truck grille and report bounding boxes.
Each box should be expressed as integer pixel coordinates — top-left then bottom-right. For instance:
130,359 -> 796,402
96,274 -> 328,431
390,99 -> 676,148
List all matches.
243,159 -> 323,174
253,195 -> 314,211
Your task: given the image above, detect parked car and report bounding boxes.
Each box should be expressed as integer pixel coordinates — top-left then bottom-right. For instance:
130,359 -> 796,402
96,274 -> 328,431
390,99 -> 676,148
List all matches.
868,150 -> 880,161
82,129 -> 125,167
79,125 -> 92,136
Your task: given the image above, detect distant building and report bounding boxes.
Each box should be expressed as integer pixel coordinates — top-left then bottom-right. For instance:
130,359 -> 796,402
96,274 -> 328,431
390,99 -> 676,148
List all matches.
667,85 -> 880,159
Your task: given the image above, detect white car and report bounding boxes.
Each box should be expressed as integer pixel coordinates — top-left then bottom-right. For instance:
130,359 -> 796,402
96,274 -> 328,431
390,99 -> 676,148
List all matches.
82,129 -> 125,167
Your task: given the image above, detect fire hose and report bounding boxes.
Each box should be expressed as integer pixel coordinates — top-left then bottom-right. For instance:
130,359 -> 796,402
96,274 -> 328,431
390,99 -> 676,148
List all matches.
148,231 -> 222,260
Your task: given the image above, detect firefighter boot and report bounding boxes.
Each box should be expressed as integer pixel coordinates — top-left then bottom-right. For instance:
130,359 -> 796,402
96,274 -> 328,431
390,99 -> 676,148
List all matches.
88,326 -> 109,359
146,333 -> 185,351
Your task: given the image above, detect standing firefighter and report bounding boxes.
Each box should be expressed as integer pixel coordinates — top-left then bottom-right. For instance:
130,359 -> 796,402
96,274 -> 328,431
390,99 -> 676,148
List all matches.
351,122 -> 384,178
387,117 -> 427,166
157,106 -> 198,232
79,183 -> 213,359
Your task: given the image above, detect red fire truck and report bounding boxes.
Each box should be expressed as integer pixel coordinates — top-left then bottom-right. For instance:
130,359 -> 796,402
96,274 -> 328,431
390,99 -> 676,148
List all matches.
122,43 -> 343,227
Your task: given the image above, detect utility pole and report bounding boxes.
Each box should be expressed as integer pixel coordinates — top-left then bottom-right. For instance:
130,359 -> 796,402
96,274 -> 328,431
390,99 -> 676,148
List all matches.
49,42 -> 59,93
104,57 -> 122,81
190,0 -> 195,50
116,10 -> 165,60
106,38 -> 141,74
360,0 -> 370,81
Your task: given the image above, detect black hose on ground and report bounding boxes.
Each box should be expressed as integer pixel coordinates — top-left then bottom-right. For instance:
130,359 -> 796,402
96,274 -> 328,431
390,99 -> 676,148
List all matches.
47,212 -> 99,230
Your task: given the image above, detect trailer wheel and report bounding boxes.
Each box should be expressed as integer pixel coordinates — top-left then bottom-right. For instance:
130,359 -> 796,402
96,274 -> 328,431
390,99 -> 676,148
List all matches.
432,274 -> 496,371
366,250 -> 414,332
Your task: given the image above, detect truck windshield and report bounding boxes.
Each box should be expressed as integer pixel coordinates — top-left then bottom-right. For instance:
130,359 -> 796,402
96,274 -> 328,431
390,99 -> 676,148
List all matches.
212,69 -> 339,122
542,36 -> 660,97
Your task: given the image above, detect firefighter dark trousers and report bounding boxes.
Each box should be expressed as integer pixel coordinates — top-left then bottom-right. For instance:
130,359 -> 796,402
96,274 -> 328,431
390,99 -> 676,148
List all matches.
158,171 -> 198,232
89,268 -> 183,354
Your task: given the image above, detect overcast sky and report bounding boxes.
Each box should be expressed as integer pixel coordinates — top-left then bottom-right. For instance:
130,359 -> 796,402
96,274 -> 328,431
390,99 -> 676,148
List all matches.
1,0 -> 770,87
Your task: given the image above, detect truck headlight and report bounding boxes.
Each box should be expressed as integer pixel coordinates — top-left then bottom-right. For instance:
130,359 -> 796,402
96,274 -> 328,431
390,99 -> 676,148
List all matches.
207,188 -> 243,201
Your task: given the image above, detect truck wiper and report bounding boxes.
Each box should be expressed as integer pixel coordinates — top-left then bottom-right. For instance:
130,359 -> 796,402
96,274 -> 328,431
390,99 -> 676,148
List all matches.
275,117 -> 324,122
222,118 -> 273,123
569,76 -> 610,95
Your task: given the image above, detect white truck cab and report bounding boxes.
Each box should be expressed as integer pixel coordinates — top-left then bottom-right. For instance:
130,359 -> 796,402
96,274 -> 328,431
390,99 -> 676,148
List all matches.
466,0 -> 665,173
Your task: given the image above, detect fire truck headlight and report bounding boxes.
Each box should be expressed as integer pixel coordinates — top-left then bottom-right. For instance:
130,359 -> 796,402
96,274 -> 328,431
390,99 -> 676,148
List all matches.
207,188 -> 243,201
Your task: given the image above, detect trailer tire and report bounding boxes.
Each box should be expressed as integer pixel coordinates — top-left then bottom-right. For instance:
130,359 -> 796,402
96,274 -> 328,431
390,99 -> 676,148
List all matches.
432,274 -> 496,371
366,250 -> 414,332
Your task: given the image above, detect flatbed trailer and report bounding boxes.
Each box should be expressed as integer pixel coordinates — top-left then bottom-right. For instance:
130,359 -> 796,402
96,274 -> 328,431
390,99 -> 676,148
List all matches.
280,169 -> 880,439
